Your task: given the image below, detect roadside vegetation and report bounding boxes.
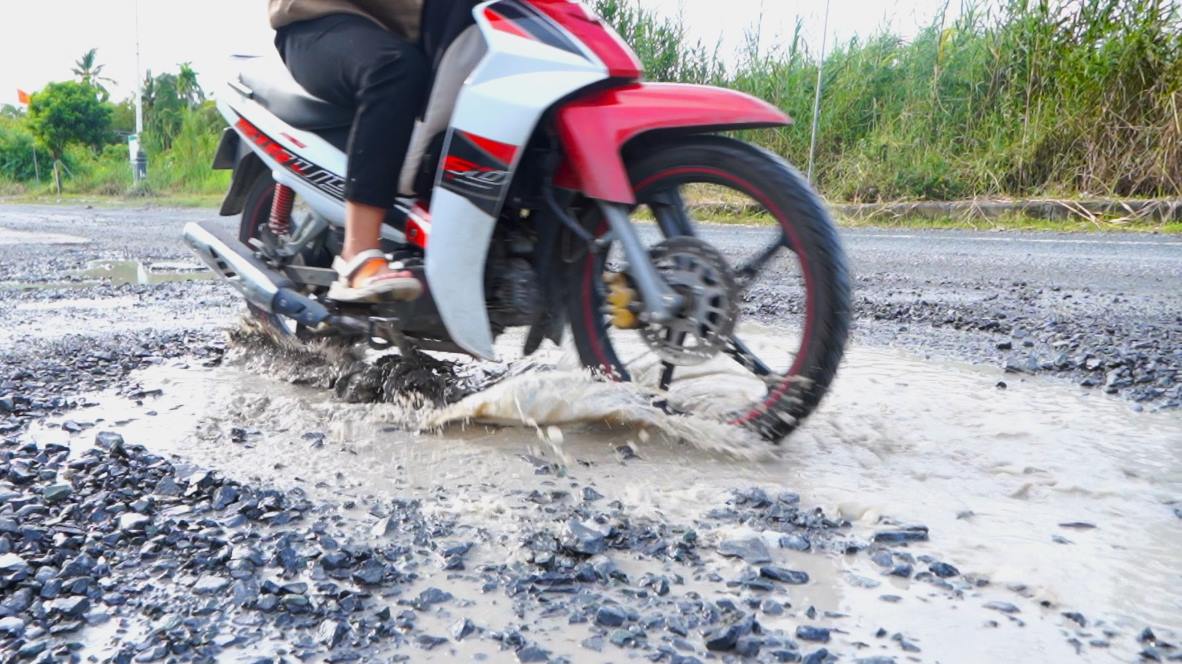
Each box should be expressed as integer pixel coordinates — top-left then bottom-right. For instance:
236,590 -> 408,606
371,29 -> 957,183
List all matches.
0,0 -> 1178,230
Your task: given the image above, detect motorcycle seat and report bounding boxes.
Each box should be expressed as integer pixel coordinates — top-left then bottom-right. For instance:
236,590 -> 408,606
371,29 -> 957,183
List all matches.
237,56 -> 353,131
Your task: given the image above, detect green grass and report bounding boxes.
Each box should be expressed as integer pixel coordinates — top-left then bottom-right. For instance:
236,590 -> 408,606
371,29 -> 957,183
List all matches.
691,209 -> 1182,233
4,191 -> 223,208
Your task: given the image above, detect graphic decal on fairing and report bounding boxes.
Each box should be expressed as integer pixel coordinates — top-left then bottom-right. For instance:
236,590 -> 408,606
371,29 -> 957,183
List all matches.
439,130 -> 520,216
485,0 -> 589,61
236,117 -> 345,200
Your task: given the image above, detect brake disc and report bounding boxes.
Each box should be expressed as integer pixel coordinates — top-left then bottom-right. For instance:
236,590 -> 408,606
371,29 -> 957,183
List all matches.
639,237 -> 739,366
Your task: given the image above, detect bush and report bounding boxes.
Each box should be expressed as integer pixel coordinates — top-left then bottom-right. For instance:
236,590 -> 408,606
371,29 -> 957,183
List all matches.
597,0 -> 1182,200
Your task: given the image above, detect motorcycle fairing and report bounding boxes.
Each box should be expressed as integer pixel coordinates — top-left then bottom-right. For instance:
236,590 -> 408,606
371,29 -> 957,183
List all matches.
425,0 -> 612,360
554,83 -> 793,204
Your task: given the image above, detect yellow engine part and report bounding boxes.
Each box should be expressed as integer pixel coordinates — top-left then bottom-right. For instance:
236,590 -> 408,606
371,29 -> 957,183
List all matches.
604,272 -> 642,330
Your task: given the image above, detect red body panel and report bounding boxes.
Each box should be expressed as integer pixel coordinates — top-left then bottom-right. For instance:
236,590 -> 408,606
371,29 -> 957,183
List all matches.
527,0 -> 643,78
484,7 -> 537,41
555,83 -> 792,204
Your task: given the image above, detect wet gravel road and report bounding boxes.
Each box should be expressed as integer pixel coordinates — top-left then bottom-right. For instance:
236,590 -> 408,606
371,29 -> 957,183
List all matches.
1,203 -> 1180,663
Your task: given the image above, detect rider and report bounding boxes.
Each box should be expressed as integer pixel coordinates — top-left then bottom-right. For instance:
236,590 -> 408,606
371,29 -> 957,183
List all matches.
269,0 -> 428,302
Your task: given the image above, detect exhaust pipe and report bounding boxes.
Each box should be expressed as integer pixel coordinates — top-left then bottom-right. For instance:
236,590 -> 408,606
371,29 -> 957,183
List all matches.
183,221 -> 332,327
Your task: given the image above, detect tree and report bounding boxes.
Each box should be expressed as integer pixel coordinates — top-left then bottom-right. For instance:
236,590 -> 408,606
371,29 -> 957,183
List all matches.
142,71 -> 185,152
72,48 -> 116,100
27,81 -> 113,193
176,63 -> 205,107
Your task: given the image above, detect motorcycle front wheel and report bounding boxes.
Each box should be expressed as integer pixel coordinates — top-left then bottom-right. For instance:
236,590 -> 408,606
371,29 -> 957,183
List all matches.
565,135 -> 851,442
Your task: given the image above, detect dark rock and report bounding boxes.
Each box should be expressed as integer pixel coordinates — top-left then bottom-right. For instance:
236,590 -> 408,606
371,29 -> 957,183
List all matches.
193,575 -> 231,594
719,536 -> 772,564
872,527 -> 928,544
984,601 -> 1020,614
563,519 -> 609,555
928,562 -> 959,578
779,534 -> 811,551
416,635 -> 448,650
414,587 -> 453,610
352,560 -> 387,585
212,486 -> 239,510
705,624 -> 743,651
42,483 -> 72,503
94,431 -> 124,450
796,626 -> 830,643
595,605 -> 628,628
0,616 -> 24,637
16,641 -> 47,658
1140,628 -> 1157,644
317,619 -> 349,648
802,648 -> 831,664
47,595 -> 90,618
888,563 -> 913,578
735,636 -> 762,657
451,618 -> 476,641
760,566 -> 809,585
117,512 -> 151,532
1062,612 -> 1087,627
1059,522 -> 1097,530
582,487 -> 604,502
0,552 -> 30,575
517,645 -> 549,662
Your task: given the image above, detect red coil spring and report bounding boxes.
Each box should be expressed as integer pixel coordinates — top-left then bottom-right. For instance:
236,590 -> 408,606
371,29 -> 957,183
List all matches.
268,184 -> 295,236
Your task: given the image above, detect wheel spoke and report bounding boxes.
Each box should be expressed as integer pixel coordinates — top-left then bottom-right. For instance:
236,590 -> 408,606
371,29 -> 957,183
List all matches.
736,235 -> 787,289
724,335 -> 775,378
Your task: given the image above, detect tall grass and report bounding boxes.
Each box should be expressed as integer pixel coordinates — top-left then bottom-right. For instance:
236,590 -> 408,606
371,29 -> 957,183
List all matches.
599,0 -> 1182,201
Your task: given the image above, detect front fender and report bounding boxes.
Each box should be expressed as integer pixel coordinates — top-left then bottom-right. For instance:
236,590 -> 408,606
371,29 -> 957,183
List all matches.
555,83 -> 792,204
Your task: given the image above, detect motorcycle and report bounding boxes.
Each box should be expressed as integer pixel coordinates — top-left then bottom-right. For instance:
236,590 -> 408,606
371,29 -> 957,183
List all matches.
184,0 -> 850,442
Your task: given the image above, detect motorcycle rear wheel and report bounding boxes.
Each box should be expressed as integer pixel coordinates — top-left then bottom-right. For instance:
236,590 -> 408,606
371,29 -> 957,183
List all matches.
565,135 -> 851,442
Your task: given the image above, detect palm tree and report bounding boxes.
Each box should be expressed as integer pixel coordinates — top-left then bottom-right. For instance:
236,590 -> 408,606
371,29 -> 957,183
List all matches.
72,48 -> 116,100
176,62 -> 205,107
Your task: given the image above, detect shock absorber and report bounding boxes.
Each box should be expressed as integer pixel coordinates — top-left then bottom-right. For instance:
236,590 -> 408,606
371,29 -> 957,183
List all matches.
268,184 -> 295,236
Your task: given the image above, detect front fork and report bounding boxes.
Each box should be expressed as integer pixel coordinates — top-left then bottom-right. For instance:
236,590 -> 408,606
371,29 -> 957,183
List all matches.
596,201 -> 684,324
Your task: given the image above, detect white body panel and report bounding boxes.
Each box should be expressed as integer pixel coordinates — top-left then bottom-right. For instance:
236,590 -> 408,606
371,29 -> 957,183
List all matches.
425,2 -> 608,359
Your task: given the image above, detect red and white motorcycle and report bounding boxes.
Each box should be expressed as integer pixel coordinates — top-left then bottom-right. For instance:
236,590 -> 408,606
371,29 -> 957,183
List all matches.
185,0 -> 850,442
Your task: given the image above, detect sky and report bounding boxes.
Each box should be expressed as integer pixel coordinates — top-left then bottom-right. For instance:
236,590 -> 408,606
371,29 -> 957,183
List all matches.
1,0 -> 974,106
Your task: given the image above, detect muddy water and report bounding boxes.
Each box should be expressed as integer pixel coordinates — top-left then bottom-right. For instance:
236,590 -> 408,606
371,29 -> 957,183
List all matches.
29,324 -> 1181,662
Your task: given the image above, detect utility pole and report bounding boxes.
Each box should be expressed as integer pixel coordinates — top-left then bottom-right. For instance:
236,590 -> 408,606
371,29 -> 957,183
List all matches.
806,0 -> 831,184
131,0 -> 147,183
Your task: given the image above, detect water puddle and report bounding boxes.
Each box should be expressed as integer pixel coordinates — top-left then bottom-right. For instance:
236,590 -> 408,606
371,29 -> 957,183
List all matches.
1,259 -> 211,291
25,324 -> 1182,662
78,259 -> 212,286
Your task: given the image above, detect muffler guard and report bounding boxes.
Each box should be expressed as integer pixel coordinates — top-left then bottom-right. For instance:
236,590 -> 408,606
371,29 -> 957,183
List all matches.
183,221 -> 331,327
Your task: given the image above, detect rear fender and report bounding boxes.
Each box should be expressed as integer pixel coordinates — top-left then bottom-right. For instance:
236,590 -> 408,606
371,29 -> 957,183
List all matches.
218,151 -> 268,217
555,83 -> 792,204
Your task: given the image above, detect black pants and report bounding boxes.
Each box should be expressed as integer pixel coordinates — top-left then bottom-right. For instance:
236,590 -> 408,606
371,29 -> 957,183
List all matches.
276,14 -> 428,209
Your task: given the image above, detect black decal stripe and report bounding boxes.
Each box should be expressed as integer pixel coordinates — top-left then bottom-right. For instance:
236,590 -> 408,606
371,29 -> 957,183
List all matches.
439,130 -> 513,216
493,0 -> 588,60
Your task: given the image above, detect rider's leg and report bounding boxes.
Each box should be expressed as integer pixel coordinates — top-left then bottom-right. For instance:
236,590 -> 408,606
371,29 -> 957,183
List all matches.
276,14 -> 429,298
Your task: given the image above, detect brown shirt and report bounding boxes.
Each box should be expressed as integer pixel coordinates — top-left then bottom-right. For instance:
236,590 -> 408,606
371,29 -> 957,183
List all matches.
268,0 -> 423,40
